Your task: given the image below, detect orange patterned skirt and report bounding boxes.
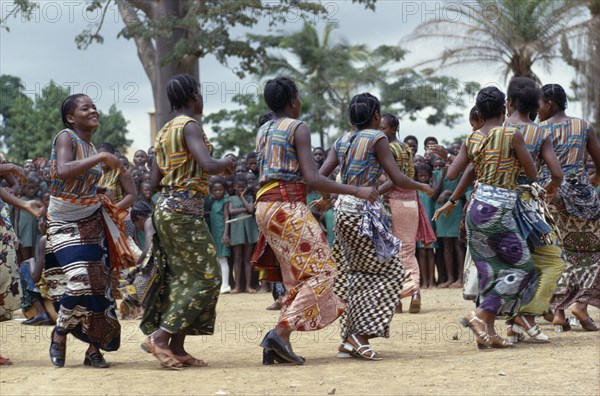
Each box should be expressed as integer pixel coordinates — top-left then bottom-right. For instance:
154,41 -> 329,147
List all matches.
254,201 -> 345,331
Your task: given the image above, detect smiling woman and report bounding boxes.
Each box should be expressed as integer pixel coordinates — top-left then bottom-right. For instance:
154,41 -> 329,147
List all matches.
44,94 -> 133,369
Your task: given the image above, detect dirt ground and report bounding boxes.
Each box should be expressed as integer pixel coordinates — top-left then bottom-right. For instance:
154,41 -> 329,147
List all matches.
1,288 -> 598,396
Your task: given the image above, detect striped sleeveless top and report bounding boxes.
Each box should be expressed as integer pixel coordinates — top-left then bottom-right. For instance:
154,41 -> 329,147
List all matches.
154,115 -> 213,196
467,126 -> 521,190
255,117 -> 303,185
505,122 -> 549,184
335,129 -> 387,187
50,129 -> 101,200
540,117 -> 591,180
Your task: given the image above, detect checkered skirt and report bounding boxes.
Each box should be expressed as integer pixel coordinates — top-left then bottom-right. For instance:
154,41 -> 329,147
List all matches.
333,210 -> 404,340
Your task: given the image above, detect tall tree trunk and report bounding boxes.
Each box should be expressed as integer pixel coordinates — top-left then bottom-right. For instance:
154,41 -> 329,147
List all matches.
118,0 -> 199,135
153,1 -> 198,130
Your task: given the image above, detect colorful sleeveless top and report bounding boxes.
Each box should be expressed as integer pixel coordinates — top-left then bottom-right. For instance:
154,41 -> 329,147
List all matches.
540,117 -> 590,180
389,140 -> 415,179
334,129 -> 387,188
154,115 -> 213,196
504,122 -> 549,184
255,117 -> 303,185
466,126 -> 520,190
50,129 -> 101,200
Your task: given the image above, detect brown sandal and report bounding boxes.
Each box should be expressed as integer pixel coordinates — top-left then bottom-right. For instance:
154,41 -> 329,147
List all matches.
571,311 -> 599,332
460,311 -> 492,348
174,354 -> 208,367
153,345 -> 183,370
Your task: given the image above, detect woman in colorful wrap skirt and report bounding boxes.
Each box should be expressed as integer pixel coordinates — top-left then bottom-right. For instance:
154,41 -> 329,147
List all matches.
254,77 -> 378,365
140,74 -> 235,369
46,94 -> 133,368
539,83 -> 600,332
441,87 -> 538,349
320,93 -> 434,360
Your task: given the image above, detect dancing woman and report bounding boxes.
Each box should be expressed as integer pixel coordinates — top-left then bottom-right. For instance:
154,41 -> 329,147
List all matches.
539,84 -> 600,332
442,87 -> 538,349
501,77 -> 565,342
320,93 -> 434,360
379,113 -> 436,313
254,77 -> 378,365
45,94 -> 132,368
437,79 -> 565,342
140,74 -> 235,369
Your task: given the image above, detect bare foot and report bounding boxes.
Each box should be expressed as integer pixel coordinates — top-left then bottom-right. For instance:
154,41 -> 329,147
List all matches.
438,281 -> 452,288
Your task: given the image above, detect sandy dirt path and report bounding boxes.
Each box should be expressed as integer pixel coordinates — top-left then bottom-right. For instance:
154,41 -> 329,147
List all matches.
1,288 -> 598,395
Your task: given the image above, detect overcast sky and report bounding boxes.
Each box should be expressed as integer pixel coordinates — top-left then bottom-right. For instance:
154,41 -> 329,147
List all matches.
0,0 -> 580,158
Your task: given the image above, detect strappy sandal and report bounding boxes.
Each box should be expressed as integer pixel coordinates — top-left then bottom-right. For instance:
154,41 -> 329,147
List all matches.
513,316 -> 549,342
152,346 -> 183,370
460,312 -> 492,348
340,335 -> 382,361
506,325 -> 525,343
143,336 -> 183,370
571,310 -> 599,332
489,335 -> 513,349
174,354 -> 208,367
337,342 -> 357,358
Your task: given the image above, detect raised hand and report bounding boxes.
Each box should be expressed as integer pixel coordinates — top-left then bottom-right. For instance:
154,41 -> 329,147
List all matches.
355,187 -> 379,203
24,200 -> 45,218
432,201 -> 455,221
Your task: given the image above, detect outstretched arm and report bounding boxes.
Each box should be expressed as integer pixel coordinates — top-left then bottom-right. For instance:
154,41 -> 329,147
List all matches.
374,138 -> 434,196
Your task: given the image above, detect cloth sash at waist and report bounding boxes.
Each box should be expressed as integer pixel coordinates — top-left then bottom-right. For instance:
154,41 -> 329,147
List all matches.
472,183 -> 552,248
256,181 -> 307,203
48,195 -> 134,270
335,195 -> 401,261
252,181 -> 307,283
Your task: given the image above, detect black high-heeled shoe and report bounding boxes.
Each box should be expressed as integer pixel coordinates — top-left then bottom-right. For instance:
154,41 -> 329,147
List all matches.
260,330 -> 304,365
49,328 -> 66,367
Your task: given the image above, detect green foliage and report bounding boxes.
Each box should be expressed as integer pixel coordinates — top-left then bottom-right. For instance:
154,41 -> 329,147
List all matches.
94,104 -> 132,150
249,23 -> 478,147
0,75 -> 131,162
407,0 -> 584,83
75,0 -> 376,78
382,73 -> 480,127
204,93 -> 269,157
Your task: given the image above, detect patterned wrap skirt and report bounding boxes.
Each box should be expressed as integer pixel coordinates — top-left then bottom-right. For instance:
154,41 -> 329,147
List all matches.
141,193 -> 221,335
517,191 -> 565,316
45,210 -> 120,351
255,200 -> 345,331
466,184 -> 536,316
333,195 -> 404,340
549,194 -> 600,309
0,203 -> 20,321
